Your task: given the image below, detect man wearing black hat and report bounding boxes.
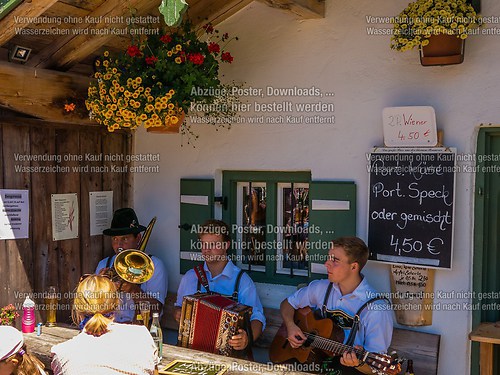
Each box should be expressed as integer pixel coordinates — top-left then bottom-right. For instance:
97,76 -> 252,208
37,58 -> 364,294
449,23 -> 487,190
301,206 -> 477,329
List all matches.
95,208 -> 168,323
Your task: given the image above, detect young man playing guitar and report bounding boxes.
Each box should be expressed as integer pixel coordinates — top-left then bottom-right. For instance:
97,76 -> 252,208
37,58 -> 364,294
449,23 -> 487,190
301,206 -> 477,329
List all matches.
279,237 -> 394,375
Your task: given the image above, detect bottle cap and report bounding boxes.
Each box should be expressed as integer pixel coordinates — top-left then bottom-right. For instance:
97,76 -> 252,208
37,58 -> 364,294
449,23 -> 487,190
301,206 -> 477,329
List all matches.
152,312 -> 159,317
23,296 -> 35,308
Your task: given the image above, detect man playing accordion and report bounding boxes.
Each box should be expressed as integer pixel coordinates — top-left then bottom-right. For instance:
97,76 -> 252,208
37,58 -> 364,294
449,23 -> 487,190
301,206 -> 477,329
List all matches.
174,219 -> 266,352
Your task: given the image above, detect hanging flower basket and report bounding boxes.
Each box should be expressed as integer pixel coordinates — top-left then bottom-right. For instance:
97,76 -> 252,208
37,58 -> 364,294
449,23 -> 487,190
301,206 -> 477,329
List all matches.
146,110 -> 185,133
419,33 -> 465,66
390,0 -> 482,66
85,21 -> 239,138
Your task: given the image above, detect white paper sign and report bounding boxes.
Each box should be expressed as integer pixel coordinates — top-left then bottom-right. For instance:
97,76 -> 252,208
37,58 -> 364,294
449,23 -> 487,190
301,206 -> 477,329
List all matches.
89,191 -> 113,236
0,189 -> 29,240
51,193 -> 79,241
383,106 -> 438,147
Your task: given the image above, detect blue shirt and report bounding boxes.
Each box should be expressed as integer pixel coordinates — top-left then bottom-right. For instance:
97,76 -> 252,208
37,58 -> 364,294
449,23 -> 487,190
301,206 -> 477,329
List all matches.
175,260 -> 266,329
96,254 -> 168,323
287,277 -> 393,353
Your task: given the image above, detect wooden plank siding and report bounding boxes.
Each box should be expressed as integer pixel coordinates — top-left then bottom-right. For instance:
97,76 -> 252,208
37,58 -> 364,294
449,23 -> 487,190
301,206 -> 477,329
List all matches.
2,124 -> 33,328
30,126 -> 58,325
79,131 -> 104,275
0,116 -> 132,325
54,129 -> 82,321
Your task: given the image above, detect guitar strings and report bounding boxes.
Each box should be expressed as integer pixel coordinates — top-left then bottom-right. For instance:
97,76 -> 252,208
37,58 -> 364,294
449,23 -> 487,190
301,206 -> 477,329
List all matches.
301,332 -> 395,373
304,332 -> 365,356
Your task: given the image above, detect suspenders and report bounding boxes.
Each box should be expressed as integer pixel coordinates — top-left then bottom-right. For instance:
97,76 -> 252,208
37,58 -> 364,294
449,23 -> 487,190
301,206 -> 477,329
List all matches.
321,282 -> 390,346
195,264 -> 245,302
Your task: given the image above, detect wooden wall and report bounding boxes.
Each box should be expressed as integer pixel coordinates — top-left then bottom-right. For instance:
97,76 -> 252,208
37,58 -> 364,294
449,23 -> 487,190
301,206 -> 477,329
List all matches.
0,115 -> 132,325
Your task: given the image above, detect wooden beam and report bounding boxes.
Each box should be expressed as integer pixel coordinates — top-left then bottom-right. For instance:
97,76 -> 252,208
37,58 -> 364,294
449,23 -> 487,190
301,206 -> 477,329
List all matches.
187,0 -> 254,27
0,0 -> 59,46
0,61 -> 94,125
257,0 -> 325,19
28,0 -> 159,70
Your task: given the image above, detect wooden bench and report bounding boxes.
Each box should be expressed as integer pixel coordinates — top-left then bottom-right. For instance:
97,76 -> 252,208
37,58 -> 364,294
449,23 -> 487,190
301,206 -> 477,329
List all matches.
163,293 -> 440,375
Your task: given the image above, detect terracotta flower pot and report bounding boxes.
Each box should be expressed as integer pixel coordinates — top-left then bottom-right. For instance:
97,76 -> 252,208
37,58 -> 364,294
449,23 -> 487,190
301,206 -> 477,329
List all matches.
420,34 -> 465,66
146,112 -> 185,134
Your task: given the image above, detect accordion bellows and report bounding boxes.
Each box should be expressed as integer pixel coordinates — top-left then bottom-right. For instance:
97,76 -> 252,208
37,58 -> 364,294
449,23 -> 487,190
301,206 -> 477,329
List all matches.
178,293 -> 253,357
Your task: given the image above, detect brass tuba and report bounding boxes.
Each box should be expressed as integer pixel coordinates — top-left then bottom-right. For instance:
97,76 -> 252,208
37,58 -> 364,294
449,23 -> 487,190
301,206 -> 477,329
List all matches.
113,217 -> 156,284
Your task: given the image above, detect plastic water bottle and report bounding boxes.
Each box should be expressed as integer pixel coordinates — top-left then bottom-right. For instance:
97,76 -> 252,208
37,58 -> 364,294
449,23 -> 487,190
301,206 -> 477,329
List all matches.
149,312 -> 163,360
22,296 -> 35,333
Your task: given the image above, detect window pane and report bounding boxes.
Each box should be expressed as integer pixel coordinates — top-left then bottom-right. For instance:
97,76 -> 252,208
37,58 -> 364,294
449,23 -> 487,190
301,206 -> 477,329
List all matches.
281,186 -> 309,272
240,185 -> 266,269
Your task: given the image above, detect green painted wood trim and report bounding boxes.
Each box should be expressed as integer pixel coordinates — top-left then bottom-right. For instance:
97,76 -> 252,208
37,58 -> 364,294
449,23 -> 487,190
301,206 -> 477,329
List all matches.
0,0 -> 22,21
179,178 -> 214,274
471,127 -> 500,375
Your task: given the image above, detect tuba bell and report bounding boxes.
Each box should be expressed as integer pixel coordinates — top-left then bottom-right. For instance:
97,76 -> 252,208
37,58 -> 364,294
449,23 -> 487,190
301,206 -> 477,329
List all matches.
113,217 -> 156,284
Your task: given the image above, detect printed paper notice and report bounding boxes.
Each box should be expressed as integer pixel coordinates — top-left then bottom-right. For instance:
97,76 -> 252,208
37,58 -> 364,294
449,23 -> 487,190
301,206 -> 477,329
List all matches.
89,191 -> 113,236
51,193 -> 79,241
0,189 -> 29,240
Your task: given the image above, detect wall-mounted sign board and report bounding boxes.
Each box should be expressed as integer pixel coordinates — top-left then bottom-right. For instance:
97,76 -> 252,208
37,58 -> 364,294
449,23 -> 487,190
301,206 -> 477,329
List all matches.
383,106 -> 438,147
368,148 -> 456,269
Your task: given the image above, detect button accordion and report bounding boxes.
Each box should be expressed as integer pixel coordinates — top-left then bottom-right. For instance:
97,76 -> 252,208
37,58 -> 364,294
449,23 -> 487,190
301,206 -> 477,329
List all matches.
177,293 -> 253,357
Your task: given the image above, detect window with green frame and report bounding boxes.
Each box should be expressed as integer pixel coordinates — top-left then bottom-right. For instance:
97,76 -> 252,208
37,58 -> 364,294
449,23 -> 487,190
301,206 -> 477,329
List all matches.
179,173 -> 357,285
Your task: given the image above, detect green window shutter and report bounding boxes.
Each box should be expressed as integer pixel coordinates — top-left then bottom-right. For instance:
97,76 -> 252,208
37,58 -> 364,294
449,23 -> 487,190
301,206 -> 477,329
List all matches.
179,178 -> 214,274
308,181 -> 357,279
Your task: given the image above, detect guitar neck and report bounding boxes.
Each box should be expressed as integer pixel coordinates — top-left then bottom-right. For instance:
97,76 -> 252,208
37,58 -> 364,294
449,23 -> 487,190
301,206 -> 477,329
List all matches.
305,332 -> 367,359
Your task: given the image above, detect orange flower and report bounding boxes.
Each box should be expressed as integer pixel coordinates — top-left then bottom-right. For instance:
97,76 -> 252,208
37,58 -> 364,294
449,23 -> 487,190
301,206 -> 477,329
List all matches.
64,103 -> 76,112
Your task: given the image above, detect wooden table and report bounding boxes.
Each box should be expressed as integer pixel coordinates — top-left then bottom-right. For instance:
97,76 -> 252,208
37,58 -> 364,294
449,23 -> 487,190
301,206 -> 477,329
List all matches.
23,326 -> 310,375
469,322 -> 500,375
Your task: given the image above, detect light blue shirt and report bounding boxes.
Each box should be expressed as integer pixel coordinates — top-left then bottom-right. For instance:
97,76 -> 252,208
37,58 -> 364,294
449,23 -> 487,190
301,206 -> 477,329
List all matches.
175,260 -> 266,329
96,254 -> 168,323
287,277 -> 393,353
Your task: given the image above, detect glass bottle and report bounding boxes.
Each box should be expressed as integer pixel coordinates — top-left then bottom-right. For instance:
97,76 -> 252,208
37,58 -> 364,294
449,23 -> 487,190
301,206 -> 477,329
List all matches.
405,359 -> 415,375
149,312 -> 163,360
45,286 -> 58,327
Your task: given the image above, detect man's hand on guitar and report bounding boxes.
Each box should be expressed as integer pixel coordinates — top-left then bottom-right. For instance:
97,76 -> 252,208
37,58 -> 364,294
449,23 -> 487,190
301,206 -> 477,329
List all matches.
229,329 -> 249,350
285,323 -> 306,348
340,346 -> 363,367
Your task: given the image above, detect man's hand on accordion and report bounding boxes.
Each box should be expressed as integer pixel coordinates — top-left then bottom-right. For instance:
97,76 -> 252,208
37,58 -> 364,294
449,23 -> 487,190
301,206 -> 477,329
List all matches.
228,328 -> 249,350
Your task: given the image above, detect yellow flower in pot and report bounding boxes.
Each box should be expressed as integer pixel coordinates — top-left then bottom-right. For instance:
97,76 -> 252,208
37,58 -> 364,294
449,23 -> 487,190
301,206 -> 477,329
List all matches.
390,0 -> 482,65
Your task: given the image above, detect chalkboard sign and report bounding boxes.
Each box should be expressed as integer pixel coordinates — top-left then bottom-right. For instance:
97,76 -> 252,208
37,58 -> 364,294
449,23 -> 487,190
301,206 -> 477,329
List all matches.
368,148 -> 456,269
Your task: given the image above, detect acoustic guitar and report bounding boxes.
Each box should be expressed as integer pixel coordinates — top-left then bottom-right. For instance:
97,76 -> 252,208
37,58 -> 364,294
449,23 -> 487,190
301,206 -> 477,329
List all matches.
269,307 -> 401,375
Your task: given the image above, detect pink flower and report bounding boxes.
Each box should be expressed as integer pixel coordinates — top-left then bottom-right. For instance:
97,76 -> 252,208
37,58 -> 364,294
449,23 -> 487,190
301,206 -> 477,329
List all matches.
208,42 -> 220,54
127,45 -> 142,57
160,34 -> 172,44
145,56 -> 158,65
203,24 -> 214,34
221,52 -> 234,63
187,53 -> 205,65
